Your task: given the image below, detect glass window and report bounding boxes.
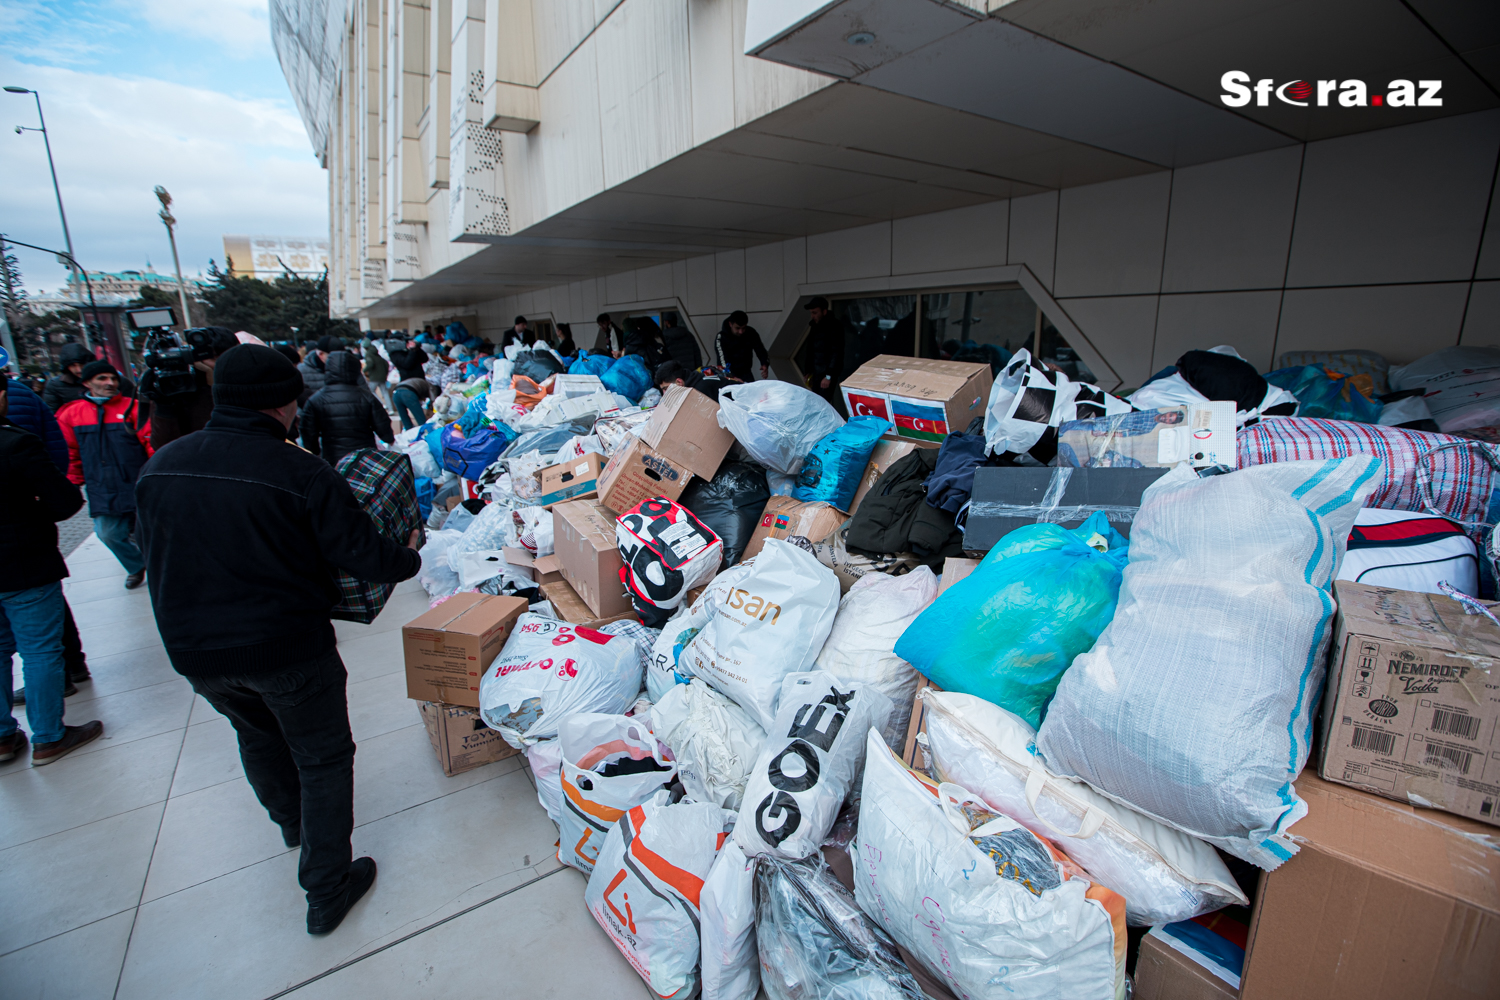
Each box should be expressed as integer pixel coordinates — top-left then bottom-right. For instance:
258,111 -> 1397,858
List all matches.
794,294 -> 916,385
919,286 -> 1095,382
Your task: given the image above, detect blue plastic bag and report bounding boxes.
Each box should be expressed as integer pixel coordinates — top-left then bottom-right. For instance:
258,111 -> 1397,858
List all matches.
414,476 -> 434,519
601,353 -> 651,402
441,423 -> 515,479
422,422 -> 446,465
458,393 -> 489,434
894,510 -> 1129,728
1264,365 -> 1383,423
569,351 -> 614,377
792,416 -> 891,509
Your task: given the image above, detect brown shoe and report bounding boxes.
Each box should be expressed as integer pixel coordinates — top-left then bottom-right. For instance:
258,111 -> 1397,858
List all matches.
124,571 -> 146,590
0,731 -> 26,762
31,721 -> 104,766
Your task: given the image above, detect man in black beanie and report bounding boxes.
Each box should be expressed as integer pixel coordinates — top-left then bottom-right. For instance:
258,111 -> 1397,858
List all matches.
135,344 -> 421,935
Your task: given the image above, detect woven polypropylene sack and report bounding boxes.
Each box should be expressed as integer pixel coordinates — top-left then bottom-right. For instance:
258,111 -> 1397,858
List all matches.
1035,459 -> 1381,869
331,449 -> 421,623
652,680 -> 765,810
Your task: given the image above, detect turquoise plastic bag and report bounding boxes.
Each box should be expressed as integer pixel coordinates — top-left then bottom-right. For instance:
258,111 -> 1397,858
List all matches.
569,351 -> 613,377
894,510 -> 1128,728
1264,365 -> 1383,423
792,415 -> 892,509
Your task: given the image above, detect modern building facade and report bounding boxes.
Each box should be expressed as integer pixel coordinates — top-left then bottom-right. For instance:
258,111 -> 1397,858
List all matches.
222,235 -> 333,279
272,0 -> 1500,389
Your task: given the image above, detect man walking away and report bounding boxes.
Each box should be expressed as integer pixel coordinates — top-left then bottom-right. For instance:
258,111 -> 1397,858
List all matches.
715,310 -> 769,382
300,351 -> 395,465
0,380 -> 104,765
804,296 -> 845,414
297,336 -> 340,406
56,361 -> 152,589
362,333 -> 393,411
135,345 -> 421,934
662,313 -> 702,370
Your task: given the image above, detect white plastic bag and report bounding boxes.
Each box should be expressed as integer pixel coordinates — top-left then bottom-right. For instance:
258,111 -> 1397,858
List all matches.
1036,458 -> 1381,869
1390,345 -> 1500,431
478,614 -> 644,747
600,618 -> 660,684
985,348 -> 1131,456
683,539 -> 842,730
647,602 -> 711,702
700,837 -> 759,1000
735,671 -> 890,860
652,680 -> 766,810
418,528 -> 464,598
1128,345 -> 1298,428
585,790 -> 736,1000
813,567 -> 938,749
404,440 -> 441,480
717,382 -> 844,476
557,714 -> 677,873
922,689 -> 1246,926
854,730 -> 1128,1000
526,739 -> 565,826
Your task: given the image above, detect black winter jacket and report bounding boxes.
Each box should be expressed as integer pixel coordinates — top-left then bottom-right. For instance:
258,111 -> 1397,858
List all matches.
0,418 -> 84,591
663,324 -> 703,370
300,352 -> 394,465
296,353 -> 326,406
715,323 -> 768,382
135,405 -> 420,677
806,314 -> 844,383
388,347 -> 428,382
844,447 -> 963,564
42,370 -> 138,413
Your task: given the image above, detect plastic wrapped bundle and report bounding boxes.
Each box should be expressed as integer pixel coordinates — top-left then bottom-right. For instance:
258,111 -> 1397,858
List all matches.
717,382 -> 844,476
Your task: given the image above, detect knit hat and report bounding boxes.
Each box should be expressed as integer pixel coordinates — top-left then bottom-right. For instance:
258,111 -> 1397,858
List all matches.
213,344 -> 304,409
80,360 -> 119,381
316,335 -> 343,354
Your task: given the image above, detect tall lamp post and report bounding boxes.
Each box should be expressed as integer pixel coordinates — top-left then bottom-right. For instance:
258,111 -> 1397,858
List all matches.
154,187 -> 193,330
4,85 -> 95,351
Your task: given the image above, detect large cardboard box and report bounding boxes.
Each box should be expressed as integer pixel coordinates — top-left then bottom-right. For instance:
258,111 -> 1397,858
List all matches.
1240,772 -> 1500,1000
501,547 -> 564,587
401,593 -> 529,707
963,466 -> 1167,551
841,355 -> 992,443
638,383 -> 735,479
417,701 -> 521,777
552,499 -> 633,618
741,496 -> 850,561
537,452 -> 605,508
540,578 -> 636,629
596,437 -> 692,514
1320,581 -> 1500,825
1135,928 -> 1239,1000
848,438 -> 920,515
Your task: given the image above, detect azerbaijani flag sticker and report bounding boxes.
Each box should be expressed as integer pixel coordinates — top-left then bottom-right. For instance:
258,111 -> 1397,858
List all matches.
892,399 -> 948,441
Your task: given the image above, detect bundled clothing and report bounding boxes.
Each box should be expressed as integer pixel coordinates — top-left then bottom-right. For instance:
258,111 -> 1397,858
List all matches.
300,351 -> 394,465
715,321 -> 768,382
924,432 -> 988,513
844,447 -> 963,563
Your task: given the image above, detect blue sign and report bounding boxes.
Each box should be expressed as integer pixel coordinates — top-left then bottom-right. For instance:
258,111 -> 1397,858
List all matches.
0,346 -> 9,370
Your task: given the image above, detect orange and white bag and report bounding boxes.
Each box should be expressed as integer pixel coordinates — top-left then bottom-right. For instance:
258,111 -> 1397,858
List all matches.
557,714 -> 677,874
585,791 -> 735,1000
853,729 -> 1128,1000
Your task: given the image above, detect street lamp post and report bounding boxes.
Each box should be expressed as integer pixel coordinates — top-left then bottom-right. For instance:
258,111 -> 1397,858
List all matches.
4,85 -> 94,351
154,186 -> 193,329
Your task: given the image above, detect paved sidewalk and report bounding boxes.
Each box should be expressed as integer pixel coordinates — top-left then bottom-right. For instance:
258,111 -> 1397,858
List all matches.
0,535 -> 648,999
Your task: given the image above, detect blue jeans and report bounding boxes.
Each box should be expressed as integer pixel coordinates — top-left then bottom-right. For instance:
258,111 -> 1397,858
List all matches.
95,513 -> 145,575
1,582 -> 68,744
392,386 -> 425,430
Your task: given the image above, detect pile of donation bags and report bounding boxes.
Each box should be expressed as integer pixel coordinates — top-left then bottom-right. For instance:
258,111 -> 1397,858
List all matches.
388,334 -> 1500,999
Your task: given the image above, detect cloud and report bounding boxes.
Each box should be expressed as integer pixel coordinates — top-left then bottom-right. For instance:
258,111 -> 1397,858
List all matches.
135,0 -> 273,58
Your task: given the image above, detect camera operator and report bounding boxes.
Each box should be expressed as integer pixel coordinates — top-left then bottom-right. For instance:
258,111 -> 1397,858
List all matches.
144,326 -> 239,450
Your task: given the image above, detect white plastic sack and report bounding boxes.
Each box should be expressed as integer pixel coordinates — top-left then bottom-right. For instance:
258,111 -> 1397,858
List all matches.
1389,345 -> 1500,431
652,680 -> 766,810
452,548 -> 513,591
813,567 -> 938,750
1337,507 -> 1479,596
1377,392 -> 1435,428
682,539 -> 842,730
585,790 -> 735,1000
526,739 -> 564,826
735,671 -> 891,860
1036,458 -> 1381,869
478,614 -> 645,747
922,689 -> 1246,926
557,714 -> 677,873
404,440 -> 441,480
717,382 -> 844,476
855,730 -> 1127,1000
985,349 -> 1131,456
700,837 -> 759,1000
1128,351 -> 1298,429
418,528 -> 464,598
647,603 -> 711,702
513,506 -> 554,557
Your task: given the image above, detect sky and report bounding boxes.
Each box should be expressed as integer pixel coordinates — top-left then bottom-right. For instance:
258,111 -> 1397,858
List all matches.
0,0 -> 327,296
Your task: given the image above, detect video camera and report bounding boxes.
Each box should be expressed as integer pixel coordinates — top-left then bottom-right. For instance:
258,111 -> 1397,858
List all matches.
127,308 -> 218,401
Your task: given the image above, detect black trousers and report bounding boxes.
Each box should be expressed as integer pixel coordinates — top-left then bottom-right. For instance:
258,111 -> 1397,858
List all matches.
187,649 -> 356,904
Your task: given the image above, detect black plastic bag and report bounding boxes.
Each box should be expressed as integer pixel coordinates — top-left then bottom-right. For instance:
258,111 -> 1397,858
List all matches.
678,461 -> 770,567
512,349 -> 567,384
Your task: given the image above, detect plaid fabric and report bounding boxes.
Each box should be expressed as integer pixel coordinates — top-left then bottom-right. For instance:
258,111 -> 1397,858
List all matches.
331,448 -> 422,624
1237,418 -> 1500,530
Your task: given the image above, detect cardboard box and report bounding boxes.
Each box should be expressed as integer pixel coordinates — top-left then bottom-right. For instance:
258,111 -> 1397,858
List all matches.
1319,581 -> 1500,825
552,499 -> 633,617
537,452 -> 605,508
417,701 -> 521,777
1240,771 -> 1500,1000
1055,403 -> 1237,469
938,555 -> 980,594
402,593 -> 529,707
841,355 -> 993,443
849,438 -> 920,515
596,437 -> 692,514
500,547 -> 564,587
540,578 -> 636,629
741,496 -> 850,561
963,466 -> 1168,551
639,383 -> 736,480
1135,927 -> 1240,1000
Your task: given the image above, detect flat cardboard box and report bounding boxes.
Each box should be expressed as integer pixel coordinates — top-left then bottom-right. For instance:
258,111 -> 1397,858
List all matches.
402,593 -> 529,708
537,452 -> 605,508
740,496 -> 850,561
1240,771 -> 1500,1000
596,437 -> 692,514
1135,929 -> 1239,1000
552,499 -> 633,617
638,383 -> 735,479
963,466 -> 1168,551
849,439 -> 920,515
540,578 -> 636,629
1320,581 -> 1500,825
841,355 -> 993,443
417,701 -> 521,777
499,547 -> 564,587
